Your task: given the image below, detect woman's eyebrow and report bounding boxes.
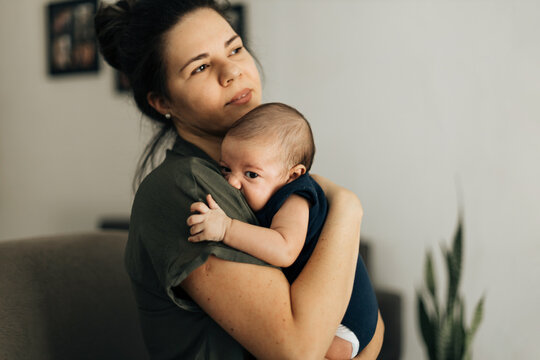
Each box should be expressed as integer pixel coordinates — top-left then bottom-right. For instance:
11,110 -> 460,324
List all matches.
179,35 -> 240,73
225,34 -> 239,47
180,53 -> 208,73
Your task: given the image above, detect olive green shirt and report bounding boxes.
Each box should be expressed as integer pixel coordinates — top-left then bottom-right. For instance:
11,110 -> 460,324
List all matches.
125,136 -> 272,360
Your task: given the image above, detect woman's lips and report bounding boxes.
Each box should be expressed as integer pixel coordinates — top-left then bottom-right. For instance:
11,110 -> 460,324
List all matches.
226,88 -> 252,106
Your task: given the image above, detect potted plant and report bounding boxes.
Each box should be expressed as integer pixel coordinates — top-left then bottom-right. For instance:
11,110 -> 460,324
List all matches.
417,218 -> 485,359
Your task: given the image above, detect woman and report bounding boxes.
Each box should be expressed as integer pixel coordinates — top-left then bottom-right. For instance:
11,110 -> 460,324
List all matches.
95,1 -> 383,359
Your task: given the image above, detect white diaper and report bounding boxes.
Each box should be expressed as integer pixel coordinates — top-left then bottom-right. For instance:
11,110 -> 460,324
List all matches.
335,323 -> 360,359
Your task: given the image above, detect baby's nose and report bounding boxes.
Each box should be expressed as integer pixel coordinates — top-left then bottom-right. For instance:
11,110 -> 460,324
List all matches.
227,175 -> 242,190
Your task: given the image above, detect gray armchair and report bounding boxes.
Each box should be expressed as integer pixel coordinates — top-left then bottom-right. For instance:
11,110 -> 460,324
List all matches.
0,231 -> 148,360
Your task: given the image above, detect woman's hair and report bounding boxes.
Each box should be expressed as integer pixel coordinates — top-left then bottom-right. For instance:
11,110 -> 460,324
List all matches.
94,0 -> 231,188
227,103 -> 316,171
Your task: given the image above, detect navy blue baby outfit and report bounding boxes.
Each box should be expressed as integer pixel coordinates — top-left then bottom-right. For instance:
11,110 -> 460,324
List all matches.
255,174 -> 379,350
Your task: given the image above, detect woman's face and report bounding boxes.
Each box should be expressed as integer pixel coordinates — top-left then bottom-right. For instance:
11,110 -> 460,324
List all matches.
157,8 -> 262,137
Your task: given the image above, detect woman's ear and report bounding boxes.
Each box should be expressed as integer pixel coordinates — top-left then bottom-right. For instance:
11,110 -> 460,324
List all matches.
147,91 -> 171,116
287,164 -> 307,183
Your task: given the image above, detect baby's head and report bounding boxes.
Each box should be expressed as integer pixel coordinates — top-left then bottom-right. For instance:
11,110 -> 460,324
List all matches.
220,103 -> 315,211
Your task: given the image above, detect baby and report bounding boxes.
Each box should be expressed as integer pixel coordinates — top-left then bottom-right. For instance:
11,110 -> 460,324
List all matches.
187,103 -> 379,359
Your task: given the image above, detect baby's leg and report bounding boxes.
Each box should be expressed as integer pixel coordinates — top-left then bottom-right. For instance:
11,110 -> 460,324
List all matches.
325,324 -> 360,360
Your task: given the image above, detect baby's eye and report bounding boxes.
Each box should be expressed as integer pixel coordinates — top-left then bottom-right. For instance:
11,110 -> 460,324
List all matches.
220,166 -> 231,174
245,171 -> 259,179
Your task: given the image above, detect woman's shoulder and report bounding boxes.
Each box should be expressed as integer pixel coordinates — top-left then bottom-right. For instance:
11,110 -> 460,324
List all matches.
159,150 -> 220,180
138,151 -> 221,196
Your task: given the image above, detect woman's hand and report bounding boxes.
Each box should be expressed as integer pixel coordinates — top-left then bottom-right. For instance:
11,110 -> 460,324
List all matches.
187,194 -> 232,242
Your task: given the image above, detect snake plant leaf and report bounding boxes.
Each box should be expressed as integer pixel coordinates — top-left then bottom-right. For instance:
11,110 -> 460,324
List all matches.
465,295 -> 485,358
452,297 -> 466,359
445,249 -> 457,316
418,215 -> 483,360
470,295 -> 485,337
453,218 -> 463,295
445,219 -> 463,316
453,322 -> 466,360
425,250 -> 438,308
418,292 -> 437,359
437,313 -> 453,360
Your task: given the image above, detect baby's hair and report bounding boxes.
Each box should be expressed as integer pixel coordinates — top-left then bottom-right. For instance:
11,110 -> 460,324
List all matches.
226,103 -> 316,171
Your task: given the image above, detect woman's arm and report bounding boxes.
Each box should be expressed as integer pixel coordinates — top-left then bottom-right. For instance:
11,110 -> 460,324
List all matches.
181,176 -> 363,359
188,194 -> 309,267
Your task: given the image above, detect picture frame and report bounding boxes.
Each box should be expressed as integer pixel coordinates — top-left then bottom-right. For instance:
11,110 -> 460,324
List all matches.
47,0 -> 99,75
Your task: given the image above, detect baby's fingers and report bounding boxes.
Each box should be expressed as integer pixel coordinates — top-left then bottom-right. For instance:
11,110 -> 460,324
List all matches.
188,231 -> 220,243
186,214 -> 205,226
189,223 -> 205,235
206,194 -> 220,210
190,201 -> 209,214
188,234 -> 205,242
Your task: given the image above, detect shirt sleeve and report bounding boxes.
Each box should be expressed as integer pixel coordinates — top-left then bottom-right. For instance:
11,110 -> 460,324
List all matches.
129,156 -> 274,312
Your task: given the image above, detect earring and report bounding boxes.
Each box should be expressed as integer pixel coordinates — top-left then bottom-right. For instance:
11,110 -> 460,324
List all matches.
165,113 -> 171,120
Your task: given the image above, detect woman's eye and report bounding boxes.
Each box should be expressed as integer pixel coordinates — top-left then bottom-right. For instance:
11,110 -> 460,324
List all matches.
245,171 -> 259,179
230,46 -> 243,55
193,64 -> 208,74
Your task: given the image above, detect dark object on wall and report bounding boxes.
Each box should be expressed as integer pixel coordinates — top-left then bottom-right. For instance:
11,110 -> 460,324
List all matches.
47,0 -> 99,75
225,4 -> 246,46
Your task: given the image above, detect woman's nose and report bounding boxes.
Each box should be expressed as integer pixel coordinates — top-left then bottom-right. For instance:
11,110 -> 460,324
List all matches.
219,61 -> 241,86
227,175 -> 242,190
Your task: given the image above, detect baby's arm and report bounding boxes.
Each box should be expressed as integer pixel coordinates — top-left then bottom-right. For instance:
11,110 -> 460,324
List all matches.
187,194 -> 309,267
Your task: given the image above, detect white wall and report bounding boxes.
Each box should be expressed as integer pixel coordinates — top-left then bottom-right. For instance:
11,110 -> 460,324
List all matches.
1,0 -> 539,359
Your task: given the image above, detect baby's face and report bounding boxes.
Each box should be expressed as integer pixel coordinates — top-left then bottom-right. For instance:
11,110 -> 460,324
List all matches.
220,136 -> 290,211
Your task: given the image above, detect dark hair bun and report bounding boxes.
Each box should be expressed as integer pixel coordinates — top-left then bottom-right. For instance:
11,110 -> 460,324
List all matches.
94,0 -> 134,71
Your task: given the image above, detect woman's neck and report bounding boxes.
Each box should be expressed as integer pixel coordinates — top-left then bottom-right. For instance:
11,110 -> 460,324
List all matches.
175,127 -> 223,162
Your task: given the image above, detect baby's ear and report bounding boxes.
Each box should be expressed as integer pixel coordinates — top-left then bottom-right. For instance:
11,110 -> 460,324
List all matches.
287,164 -> 306,183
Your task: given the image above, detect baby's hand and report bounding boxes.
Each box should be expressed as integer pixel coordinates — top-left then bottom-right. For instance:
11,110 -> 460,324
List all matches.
187,194 -> 232,242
